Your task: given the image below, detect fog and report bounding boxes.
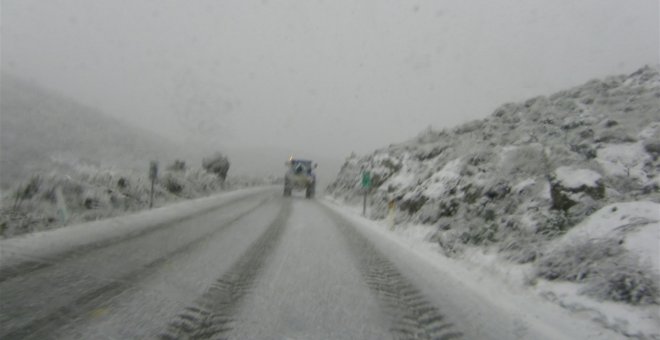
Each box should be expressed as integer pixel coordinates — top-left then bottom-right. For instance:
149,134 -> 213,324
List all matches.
2,0 -> 658,181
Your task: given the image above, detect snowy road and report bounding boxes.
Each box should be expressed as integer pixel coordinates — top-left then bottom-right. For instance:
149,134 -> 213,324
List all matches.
0,188 -> 616,339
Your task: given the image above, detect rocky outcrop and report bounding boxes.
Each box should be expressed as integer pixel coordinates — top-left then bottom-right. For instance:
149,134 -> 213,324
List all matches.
327,66 -> 660,256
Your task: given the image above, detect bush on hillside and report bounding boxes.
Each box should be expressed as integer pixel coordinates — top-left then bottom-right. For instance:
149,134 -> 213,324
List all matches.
162,173 -> 184,195
167,159 -> 187,172
584,263 -> 659,305
536,237 -> 659,305
537,238 -> 622,281
202,152 -> 230,182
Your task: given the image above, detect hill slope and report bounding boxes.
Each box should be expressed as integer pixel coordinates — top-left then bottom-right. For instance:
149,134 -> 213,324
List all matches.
327,65 -> 660,319
329,65 -> 658,233
0,75 -> 264,238
0,74 -> 184,190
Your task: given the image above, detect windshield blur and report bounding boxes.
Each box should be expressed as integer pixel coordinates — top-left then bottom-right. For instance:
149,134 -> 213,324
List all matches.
1,1 -> 658,339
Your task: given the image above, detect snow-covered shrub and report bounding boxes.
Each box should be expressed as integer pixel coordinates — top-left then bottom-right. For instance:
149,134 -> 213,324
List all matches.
415,145 -> 448,161
499,233 -> 544,264
499,144 -> 548,177
460,183 -> 483,204
117,177 -> 129,189
536,238 -> 623,282
643,140 -> 660,160
438,198 -> 461,218
162,173 -> 184,195
416,126 -> 444,143
453,119 -> 484,134
398,193 -> 428,215
430,228 -> 465,256
459,220 -> 498,245
21,175 -> 41,200
372,152 -> 403,185
534,210 -> 570,237
421,158 -> 462,199
570,143 -> 597,160
82,195 -> 101,209
202,152 -> 230,181
483,181 -> 511,201
167,159 -> 187,172
536,234 -> 659,305
416,202 -> 438,223
583,261 -> 659,305
188,169 -> 221,192
595,128 -> 637,143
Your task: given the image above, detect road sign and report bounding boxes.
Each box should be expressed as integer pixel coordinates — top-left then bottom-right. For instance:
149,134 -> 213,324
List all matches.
361,171 -> 372,216
361,171 -> 371,188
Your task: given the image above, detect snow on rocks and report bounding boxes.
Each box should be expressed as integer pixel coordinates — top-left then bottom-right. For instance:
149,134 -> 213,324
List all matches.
512,178 -> 537,195
554,166 -> 602,189
549,166 -> 604,214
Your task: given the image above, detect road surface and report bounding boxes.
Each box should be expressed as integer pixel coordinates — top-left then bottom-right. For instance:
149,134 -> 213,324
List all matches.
0,188 -> 614,339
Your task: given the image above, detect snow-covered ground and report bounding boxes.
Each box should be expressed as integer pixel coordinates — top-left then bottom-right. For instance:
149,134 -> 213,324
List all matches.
323,196 -> 660,339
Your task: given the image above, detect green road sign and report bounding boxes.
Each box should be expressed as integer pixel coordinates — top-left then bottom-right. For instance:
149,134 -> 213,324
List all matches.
361,171 -> 372,188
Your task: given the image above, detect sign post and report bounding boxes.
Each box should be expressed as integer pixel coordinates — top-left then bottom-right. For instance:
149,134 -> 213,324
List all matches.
55,186 -> 69,225
149,161 -> 158,209
387,198 -> 396,230
361,171 -> 372,216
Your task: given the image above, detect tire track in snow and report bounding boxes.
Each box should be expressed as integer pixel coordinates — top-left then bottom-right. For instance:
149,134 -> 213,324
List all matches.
323,206 -> 463,340
160,200 -> 292,340
0,197 -> 271,340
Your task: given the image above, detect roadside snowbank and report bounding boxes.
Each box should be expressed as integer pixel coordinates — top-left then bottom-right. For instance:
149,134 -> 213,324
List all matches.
0,187 -> 277,269
323,196 -> 660,339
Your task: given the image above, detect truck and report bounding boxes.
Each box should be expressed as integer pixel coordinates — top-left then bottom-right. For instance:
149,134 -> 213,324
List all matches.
284,158 -> 317,198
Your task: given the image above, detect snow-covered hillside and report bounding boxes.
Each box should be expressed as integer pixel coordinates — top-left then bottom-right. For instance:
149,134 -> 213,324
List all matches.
0,74 -> 193,190
327,65 -> 659,336
0,75 -> 278,238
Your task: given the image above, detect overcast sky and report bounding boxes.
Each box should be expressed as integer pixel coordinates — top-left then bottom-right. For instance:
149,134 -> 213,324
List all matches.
2,0 -> 658,176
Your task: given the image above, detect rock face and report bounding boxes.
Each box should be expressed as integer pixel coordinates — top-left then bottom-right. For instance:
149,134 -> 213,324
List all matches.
327,66 -> 660,259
